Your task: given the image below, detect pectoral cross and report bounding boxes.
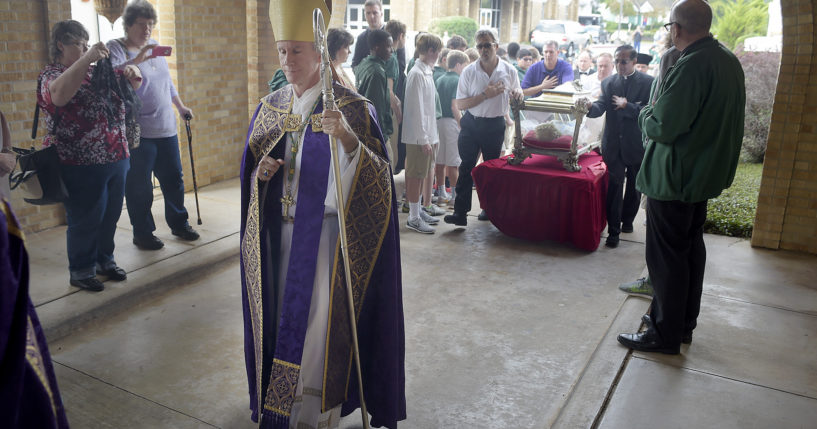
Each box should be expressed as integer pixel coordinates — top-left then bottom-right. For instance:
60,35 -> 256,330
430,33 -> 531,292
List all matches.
281,192 -> 295,217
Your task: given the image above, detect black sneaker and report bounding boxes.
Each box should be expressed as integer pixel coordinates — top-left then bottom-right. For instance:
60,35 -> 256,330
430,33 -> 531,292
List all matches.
444,212 -> 467,226
477,210 -> 490,221
70,277 -> 104,292
133,234 -> 164,250
98,265 -> 127,281
172,225 -> 200,241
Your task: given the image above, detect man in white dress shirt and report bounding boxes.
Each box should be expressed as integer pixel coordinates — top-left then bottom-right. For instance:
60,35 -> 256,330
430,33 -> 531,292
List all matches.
444,29 -> 523,226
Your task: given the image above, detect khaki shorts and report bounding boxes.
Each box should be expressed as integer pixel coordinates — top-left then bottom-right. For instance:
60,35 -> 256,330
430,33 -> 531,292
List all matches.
436,117 -> 461,167
405,143 -> 436,179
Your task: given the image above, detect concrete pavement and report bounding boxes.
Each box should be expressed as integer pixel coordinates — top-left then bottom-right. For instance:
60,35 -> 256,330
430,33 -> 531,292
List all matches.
23,177 -> 817,428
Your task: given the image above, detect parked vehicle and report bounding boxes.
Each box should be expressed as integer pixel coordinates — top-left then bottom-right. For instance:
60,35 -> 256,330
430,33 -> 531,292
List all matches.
529,20 -> 592,57
584,25 -> 607,44
608,29 -> 631,45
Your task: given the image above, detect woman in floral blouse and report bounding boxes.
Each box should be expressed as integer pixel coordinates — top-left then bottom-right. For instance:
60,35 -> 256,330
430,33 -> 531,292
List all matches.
38,20 -> 142,292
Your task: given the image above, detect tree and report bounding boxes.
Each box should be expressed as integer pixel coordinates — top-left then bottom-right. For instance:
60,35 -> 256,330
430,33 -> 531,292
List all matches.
600,0 -> 637,19
429,16 -> 478,46
710,0 -> 769,50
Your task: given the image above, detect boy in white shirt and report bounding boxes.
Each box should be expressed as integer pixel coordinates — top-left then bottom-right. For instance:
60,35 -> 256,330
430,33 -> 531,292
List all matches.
402,33 -> 443,233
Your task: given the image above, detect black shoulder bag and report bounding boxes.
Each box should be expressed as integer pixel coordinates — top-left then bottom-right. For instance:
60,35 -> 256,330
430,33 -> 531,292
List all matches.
8,78 -> 69,205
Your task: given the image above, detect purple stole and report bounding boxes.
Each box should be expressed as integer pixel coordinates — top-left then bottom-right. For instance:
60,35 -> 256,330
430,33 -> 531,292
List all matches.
261,103 -> 331,428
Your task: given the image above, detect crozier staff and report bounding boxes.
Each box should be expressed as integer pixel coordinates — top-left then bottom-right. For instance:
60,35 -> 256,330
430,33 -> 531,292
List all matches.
238,1 -> 405,428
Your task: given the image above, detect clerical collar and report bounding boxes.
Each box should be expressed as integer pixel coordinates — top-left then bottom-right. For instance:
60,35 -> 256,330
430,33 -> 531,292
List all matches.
622,70 -> 636,80
292,83 -> 322,119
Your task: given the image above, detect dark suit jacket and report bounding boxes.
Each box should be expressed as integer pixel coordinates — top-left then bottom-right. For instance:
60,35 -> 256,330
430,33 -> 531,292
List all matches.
587,71 -> 654,167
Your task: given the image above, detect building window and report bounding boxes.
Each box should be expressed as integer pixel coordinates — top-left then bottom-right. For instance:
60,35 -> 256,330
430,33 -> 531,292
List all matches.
345,0 -> 391,31
70,0 -> 128,44
479,0 -> 501,30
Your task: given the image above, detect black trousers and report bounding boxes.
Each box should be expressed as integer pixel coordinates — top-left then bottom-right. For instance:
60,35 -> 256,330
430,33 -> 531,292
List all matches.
453,112 -> 506,215
646,197 -> 708,346
605,158 -> 640,236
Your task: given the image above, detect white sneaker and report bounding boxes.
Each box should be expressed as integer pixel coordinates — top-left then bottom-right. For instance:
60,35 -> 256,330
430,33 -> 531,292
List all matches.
423,204 -> 446,216
407,217 -> 435,234
437,190 -> 451,205
419,210 -> 440,225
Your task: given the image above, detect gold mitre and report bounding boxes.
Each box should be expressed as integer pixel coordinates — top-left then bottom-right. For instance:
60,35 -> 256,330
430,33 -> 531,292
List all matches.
269,0 -> 331,42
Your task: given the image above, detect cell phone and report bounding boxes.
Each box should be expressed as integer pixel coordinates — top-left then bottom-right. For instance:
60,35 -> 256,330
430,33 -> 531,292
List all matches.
152,46 -> 172,57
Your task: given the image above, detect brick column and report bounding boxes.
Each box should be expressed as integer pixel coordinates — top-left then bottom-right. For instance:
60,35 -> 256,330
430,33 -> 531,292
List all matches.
1,0 -> 71,231
165,0 -> 249,188
751,0 -> 817,253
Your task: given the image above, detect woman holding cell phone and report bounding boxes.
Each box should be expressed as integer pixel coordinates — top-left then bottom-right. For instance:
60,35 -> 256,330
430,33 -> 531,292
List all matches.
107,0 -> 200,251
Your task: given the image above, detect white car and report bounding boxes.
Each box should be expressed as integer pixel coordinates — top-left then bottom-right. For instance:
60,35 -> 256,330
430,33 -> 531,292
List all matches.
529,20 -> 592,57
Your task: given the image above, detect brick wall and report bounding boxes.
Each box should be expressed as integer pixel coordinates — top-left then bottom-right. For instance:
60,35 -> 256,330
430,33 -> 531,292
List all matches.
752,0 -> 817,254
1,0 -> 253,232
1,0 -> 71,232
169,0 -> 248,186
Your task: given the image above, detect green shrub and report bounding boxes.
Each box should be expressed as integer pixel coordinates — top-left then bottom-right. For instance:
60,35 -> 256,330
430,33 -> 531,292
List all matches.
736,48 -> 779,163
704,163 -> 763,238
429,16 -> 478,46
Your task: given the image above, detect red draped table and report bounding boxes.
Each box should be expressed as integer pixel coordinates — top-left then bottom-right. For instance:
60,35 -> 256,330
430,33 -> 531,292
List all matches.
472,153 -> 608,251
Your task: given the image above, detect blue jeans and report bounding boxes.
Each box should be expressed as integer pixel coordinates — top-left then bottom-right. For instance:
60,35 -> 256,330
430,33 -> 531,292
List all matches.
61,159 -> 129,280
125,135 -> 190,237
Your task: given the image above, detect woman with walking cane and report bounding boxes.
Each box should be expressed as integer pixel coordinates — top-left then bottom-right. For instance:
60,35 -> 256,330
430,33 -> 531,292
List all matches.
238,1 -> 405,428
108,0 -> 199,250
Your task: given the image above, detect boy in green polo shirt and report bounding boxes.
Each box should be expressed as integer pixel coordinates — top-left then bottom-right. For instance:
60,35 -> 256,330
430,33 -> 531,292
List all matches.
434,50 -> 468,204
356,29 -> 394,148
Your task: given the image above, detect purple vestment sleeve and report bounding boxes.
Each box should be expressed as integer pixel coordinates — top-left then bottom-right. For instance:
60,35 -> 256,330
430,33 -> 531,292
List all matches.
0,202 -> 69,429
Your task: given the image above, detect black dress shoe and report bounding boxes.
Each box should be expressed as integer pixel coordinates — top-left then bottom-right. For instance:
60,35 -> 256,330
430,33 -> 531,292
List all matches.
172,225 -> 200,241
617,330 -> 680,354
641,314 -> 693,344
133,234 -> 164,250
605,234 -> 620,248
477,210 -> 489,221
444,213 -> 467,226
621,222 -> 634,233
98,266 -> 127,281
70,277 -> 105,292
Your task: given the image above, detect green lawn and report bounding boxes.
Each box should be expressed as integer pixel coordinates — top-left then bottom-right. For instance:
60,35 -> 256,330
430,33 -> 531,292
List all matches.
704,162 -> 763,238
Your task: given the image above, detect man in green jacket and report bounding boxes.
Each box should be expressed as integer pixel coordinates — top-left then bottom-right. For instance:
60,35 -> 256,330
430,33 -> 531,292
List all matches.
617,0 -> 745,355
356,29 -> 394,143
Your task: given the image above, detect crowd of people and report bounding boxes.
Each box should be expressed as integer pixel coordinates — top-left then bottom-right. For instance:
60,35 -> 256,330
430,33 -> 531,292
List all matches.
0,1 -> 202,293
327,0 -> 744,364
333,1 -> 675,238
1,0 -> 745,427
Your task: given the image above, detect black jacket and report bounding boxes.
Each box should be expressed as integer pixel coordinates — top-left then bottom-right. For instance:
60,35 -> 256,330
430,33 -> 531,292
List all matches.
587,71 -> 654,167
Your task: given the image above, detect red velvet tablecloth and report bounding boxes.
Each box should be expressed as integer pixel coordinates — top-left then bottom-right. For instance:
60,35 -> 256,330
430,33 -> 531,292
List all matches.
472,154 -> 608,251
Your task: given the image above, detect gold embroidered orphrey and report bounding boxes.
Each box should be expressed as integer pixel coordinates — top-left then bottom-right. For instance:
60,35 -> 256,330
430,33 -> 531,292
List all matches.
241,84 -> 393,417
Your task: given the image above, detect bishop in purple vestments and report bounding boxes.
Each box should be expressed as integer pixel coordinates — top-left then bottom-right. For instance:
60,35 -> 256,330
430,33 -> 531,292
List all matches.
238,1 -> 404,428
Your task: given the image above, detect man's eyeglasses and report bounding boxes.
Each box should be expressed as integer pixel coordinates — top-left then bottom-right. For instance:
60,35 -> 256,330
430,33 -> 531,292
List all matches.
663,22 -> 678,31
476,43 -> 494,50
